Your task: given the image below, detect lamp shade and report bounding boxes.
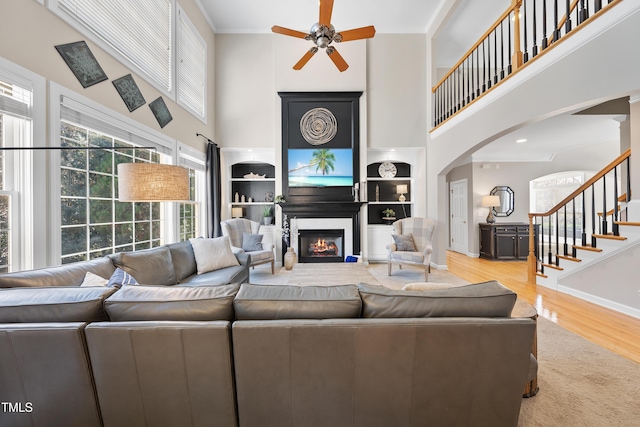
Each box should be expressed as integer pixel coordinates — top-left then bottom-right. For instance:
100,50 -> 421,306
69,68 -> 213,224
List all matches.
231,207 -> 243,218
396,184 -> 408,194
482,195 -> 501,207
117,163 -> 190,202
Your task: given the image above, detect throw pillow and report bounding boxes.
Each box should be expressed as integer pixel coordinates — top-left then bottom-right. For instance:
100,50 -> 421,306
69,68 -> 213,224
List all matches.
242,232 -> 264,252
392,233 -> 417,251
107,268 -> 138,288
80,271 -> 109,287
189,236 -> 240,275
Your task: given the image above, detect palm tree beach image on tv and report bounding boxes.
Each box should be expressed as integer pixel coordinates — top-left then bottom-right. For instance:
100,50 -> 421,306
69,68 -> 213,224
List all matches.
288,148 -> 353,187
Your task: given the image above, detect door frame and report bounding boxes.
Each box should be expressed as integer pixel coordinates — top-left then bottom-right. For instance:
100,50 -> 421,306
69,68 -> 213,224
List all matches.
449,179 -> 469,254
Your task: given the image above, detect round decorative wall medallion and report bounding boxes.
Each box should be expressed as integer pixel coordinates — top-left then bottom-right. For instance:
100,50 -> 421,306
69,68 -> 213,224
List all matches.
299,107 -> 337,145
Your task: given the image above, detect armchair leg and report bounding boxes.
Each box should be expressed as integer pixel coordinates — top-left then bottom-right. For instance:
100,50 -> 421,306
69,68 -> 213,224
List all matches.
271,260 -> 275,274
388,262 -> 392,276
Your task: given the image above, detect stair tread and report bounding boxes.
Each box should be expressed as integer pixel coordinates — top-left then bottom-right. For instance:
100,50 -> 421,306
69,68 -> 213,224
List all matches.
557,254 -> 582,262
592,234 -> 627,241
535,272 -> 548,279
616,221 -> 640,227
573,245 -> 603,253
542,263 -> 563,271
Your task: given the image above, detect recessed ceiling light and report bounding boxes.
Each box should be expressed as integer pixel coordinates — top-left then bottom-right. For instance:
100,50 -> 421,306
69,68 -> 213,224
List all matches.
516,139 -> 527,143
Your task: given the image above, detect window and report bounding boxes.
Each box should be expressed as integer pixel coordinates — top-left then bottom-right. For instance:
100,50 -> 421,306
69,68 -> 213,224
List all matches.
177,6 -> 207,121
178,144 -> 205,241
53,0 -> 172,93
59,121 -> 165,263
50,0 -> 208,121
0,77 -> 34,272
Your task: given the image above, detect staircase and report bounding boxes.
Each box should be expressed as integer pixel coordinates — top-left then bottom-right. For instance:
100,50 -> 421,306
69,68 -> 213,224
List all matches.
527,149 -> 640,317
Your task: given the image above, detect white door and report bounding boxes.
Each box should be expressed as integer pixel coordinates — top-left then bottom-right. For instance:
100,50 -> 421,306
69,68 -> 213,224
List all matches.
450,179 -> 468,254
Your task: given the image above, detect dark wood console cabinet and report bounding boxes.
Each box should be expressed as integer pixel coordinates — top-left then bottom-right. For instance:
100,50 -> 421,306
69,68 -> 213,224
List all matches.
479,223 -> 537,260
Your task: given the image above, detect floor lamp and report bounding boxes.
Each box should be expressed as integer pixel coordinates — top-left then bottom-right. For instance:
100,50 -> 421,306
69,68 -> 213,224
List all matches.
2,146 -> 190,202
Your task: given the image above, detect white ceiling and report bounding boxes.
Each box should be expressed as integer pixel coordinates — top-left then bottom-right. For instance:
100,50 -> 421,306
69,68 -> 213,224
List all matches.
198,0 -> 622,163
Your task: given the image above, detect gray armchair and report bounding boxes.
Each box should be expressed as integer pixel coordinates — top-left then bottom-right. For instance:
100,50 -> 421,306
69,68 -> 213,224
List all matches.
387,217 -> 436,280
221,218 -> 275,274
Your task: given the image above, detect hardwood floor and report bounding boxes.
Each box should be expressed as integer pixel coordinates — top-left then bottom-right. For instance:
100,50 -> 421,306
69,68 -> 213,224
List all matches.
446,250 -> 640,364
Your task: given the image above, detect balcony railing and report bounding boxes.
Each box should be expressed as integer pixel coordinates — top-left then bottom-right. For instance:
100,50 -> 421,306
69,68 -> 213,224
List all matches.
432,0 -> 621,128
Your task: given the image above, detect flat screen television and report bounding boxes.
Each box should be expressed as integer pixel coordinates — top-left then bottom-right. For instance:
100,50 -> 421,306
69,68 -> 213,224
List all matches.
288,148 -> 353,187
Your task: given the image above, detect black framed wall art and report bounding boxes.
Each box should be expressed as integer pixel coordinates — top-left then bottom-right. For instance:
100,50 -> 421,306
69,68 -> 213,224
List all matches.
55,41 -> 108,88
112,74 -> 145,112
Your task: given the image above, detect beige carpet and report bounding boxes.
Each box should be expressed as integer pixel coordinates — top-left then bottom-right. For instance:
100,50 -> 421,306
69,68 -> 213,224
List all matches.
248,262 -> 640,426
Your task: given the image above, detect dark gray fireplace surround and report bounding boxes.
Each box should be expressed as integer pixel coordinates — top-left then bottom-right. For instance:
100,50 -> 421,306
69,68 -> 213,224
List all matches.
278,91 -> 365,261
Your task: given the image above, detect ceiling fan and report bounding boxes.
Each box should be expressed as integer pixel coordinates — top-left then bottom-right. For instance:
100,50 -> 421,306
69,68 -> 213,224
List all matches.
271,0 -> 376,72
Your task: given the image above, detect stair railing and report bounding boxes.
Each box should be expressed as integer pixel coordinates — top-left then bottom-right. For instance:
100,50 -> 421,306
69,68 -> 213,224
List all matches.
527,148 -> 631,283
432,0 -> 622,129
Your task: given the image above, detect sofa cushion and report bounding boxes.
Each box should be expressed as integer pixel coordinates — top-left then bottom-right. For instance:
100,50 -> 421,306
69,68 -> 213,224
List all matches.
80,271 -> 109,287
166,241 -> 197,282
392,233 -> 417,251
110,246 -> 177,286
358,280 -> 517,318
234,284 -> 362,320
0,257 -> 116,288
242,233 -> 263,252
189,236 -> 239,274
106,268 -> 138,288
0,286 -> 117,322
104,284 -> 240,321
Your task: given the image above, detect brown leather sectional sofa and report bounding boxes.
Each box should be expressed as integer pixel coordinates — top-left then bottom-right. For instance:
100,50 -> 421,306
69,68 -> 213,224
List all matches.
0,266 -> 535,427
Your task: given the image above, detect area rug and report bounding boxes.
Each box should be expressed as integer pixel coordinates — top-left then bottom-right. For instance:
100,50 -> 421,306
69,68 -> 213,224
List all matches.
248,262 -> 640,426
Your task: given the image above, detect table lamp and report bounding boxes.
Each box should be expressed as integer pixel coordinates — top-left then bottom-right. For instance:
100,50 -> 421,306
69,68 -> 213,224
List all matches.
482,195 -> 501,224
396,184 -> 408,202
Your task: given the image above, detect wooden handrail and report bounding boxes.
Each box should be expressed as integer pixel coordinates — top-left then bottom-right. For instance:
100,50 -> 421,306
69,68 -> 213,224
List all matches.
432,0 -> 520,92
529,148 -> 630,219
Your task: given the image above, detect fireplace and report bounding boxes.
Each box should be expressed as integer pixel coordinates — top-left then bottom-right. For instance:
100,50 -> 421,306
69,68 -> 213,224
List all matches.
298,229 -> 345,263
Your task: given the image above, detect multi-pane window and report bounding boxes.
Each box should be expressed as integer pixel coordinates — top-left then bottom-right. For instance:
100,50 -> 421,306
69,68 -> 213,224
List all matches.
60,120 -> 163,264
0,114 -> 8,272
179,169 -> 198,241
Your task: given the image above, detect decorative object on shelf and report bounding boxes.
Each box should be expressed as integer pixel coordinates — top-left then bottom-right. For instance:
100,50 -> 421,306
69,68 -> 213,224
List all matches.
262,205 -> 273,225
299,107 -> 337,145
353,182 -> 359,202
482,195 -> 501,224
241,195 -> 246,203
55,41 -> 108,88
375,184 -> 380,202
382,208 -> 396,224
149,96 -> 173,128
248,197 -> 253,203
112,74 -> 145,112
397,184 -> 408,202
243,172 -> 266,179
265,191 -> 274,202
378,161 -> 397,178
284,247 -> 298,270
231,207 -> 243,218
275,194 -> 286,204
235,192 -> 240,203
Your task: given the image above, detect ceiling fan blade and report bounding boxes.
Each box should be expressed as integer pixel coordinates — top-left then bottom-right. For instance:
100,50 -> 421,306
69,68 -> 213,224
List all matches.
272,25 -> 308,39
327,47 -> 348,72
319,0 -> 334,26
293,48 -> 318,70
337,26 -> 376,42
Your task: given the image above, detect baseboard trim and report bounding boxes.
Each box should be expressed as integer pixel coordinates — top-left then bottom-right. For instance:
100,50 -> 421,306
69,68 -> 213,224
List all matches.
557,285 -> 640,320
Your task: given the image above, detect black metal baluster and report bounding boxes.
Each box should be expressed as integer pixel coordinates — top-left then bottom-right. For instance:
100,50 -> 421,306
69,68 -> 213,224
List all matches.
572,198 -> 577,257
458,65 -> 462,110
532,0 -> 539,57
500,21 -> 505,79
613,166 -> 619,236
542,0 -> 549,49
555,211 -> 566,265
482,39 -> 487,93
581,190 -> 586,248
602,174 -> 608,235
466,56 -> 471,103
563,204 -> 568,255
548,213 -> 553,264
626,157 -> 631,202
591,184 -> 596,246
580,0 -> 588,23
565,0 -> 572,33
494,28 -> 498,84
523,0 -> 529,63
554,0 -> 561,42
594,0 -> 603,13
508,12 -> 513,74
540,216 -> 545,273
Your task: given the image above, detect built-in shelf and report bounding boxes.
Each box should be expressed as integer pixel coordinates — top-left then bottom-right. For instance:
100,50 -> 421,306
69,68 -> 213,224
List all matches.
230,162 -> 276,223
366,161 -> 412,225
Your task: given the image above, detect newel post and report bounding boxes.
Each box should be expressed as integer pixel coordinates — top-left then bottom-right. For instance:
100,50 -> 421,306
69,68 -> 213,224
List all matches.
511,0 -> 524,70
527,213 -> 537,284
